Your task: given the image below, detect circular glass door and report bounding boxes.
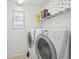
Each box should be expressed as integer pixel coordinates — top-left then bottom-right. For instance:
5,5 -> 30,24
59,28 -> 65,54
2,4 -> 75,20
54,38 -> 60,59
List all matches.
35,34 -> 57,59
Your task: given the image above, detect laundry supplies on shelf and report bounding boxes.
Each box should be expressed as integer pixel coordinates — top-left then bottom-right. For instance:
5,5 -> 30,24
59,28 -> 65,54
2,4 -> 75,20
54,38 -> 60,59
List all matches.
41,9 -> 50,18
35,9 -> 50,21
35,0 -> 71,22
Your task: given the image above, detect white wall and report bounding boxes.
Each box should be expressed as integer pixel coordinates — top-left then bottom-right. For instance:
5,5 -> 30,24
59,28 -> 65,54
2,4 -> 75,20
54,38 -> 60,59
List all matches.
38,1 -> 71,30
7,1 -> 41,57
39,12 -> 71,30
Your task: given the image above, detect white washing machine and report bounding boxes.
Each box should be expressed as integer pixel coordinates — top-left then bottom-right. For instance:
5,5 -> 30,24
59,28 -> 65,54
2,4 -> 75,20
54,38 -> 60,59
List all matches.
27,29 -> 71,59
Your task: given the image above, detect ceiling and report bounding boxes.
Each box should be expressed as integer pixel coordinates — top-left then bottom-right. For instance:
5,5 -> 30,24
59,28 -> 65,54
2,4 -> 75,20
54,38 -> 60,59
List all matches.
7,0 -> 50,6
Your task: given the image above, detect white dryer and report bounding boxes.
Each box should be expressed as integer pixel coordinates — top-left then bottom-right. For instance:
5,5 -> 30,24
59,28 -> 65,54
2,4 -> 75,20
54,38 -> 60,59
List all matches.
28,29 -> 71,59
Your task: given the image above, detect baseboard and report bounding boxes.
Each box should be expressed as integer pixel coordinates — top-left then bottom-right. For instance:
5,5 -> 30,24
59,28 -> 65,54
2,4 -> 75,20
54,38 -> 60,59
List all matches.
7,53 -> 26,58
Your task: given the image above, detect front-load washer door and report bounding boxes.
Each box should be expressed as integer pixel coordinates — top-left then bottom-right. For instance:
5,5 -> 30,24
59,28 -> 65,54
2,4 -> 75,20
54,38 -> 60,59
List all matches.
35,34 -> 57,59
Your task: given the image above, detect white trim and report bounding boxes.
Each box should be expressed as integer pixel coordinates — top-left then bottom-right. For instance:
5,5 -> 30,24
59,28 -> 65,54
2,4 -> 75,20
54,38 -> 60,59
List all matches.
7,53 -> 26,58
